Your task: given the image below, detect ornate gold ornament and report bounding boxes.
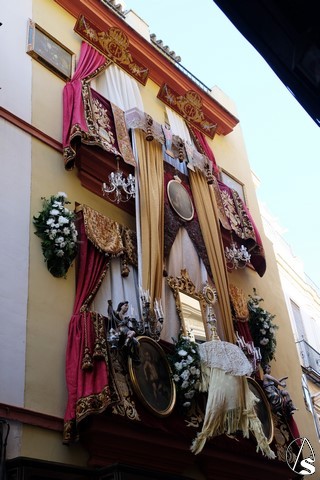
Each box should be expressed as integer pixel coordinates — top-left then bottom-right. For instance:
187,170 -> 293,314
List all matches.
75,15 -> 149,85
158,84 -> 217,138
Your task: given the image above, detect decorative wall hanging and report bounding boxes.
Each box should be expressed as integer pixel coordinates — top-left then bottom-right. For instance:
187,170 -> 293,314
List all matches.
157,84 -> 217,139
124,107 -> 209,171
63,207 -> 139,444
214,179 -> 266,277
33,192 -> 78,278
164,164 -> 212,281
81,204 -> 137,273
84,86 -> 136,166
64,79 -> 135,169
74,15 -> 149,85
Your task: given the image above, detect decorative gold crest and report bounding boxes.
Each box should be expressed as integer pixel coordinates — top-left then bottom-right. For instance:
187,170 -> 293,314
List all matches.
157,84 -> 217,138
75,15 -> 149,85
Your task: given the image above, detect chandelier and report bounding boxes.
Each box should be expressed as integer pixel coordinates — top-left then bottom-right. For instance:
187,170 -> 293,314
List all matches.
224,242 -> 251,270
102,158 -> 135,204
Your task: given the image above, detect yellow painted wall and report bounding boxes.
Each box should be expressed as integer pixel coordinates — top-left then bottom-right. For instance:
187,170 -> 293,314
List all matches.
25,0 -> 135,463
21,425 -> 88,465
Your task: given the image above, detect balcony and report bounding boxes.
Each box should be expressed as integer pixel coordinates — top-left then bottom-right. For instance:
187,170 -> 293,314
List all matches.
296,339 -> 320,385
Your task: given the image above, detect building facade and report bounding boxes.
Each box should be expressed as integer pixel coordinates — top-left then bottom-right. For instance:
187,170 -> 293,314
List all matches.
1,0 -> 319,478
261,202 -> 320,440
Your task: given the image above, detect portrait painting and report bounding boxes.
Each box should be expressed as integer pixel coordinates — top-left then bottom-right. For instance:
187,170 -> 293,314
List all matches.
128,336 -> 176,417
247,377 -> 274,444
167,179 -> 194,221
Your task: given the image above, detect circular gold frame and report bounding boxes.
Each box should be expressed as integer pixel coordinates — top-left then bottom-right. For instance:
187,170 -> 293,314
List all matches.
202,283 -> 218,306
128,336 -> 176,417
167,179 -> 194,221
247,376 -> 274,444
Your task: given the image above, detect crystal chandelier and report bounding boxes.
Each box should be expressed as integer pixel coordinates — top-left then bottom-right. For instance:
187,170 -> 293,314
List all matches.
102,158 -> 135,204
224,242 -> 251,270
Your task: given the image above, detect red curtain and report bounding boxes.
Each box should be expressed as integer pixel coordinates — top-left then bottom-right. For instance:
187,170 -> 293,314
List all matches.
63,212 -> 111,443
63,42 -> 108,169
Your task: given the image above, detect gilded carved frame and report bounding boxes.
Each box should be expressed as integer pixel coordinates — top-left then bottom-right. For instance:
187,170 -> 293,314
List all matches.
167,269 -> 216,341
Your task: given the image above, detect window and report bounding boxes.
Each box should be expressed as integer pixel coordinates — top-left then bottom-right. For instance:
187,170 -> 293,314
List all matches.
290,299 -> 306,341
220,170 -> 246,203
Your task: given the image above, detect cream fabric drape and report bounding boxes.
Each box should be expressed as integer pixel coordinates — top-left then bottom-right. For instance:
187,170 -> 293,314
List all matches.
91,257 -> 140,318
189,168 -> 235,343
161,228 -> 207,343
134,129 -> 164,301
92,63 -> 144,111
165,106 -> 192,143
191,364 -> 275,459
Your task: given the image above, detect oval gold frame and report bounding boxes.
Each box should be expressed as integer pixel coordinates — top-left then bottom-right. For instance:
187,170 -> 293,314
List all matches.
128,336 -> 176,417
167,179 -> 194,221
247,376 -> 274,444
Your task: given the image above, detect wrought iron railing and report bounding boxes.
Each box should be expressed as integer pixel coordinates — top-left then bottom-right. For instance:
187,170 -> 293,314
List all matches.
296,339 -> 320,375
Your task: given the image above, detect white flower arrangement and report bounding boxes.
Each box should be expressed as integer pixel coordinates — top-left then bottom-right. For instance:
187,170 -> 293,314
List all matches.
248,288 -> 278,365
33,192 -> 78,278
169,333 -> 201,409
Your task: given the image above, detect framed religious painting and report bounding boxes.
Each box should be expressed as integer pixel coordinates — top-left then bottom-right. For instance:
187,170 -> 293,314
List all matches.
128,336 -> 176,417
26,19 -> 75,81
247,376 -> 274,444
167,178 -> 194,221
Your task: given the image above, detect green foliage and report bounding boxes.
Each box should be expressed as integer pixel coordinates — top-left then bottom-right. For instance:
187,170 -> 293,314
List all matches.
33,192 -> 78,278
248,288 -> 278,365
169,333 -> 201,409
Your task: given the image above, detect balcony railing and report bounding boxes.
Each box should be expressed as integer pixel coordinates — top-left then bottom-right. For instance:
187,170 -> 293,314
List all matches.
296,339 -> 320,382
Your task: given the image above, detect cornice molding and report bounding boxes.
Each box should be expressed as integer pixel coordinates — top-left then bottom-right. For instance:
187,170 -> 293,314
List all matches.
0,107 -> 63,153
0,403 -> 63,431
54,0 -> 239,135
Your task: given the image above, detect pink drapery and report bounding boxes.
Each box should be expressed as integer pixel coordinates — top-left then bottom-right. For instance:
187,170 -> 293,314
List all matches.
63,212 -> 111,443
63,42 -> 108,168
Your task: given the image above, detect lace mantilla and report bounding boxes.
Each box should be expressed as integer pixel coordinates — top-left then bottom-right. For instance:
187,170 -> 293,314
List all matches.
198,340 -> 253,376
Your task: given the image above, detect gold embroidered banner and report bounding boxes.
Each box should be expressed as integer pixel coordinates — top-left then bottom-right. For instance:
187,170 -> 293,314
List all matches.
157,83 -> 217,138
74,15 -> 149,85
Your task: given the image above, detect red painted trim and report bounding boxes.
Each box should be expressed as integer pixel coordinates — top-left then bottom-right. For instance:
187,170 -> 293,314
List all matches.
0,403 -> 63,432
0,107 -> 63,153
54,0 -> 239,135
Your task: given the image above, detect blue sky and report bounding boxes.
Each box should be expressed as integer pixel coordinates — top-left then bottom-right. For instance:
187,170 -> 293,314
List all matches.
127,0 -> 320,287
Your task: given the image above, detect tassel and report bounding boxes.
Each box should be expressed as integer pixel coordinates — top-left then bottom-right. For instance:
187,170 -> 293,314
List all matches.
81,347 -> 93,370
93,340 -> 104,359
145,114 -> 154,141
